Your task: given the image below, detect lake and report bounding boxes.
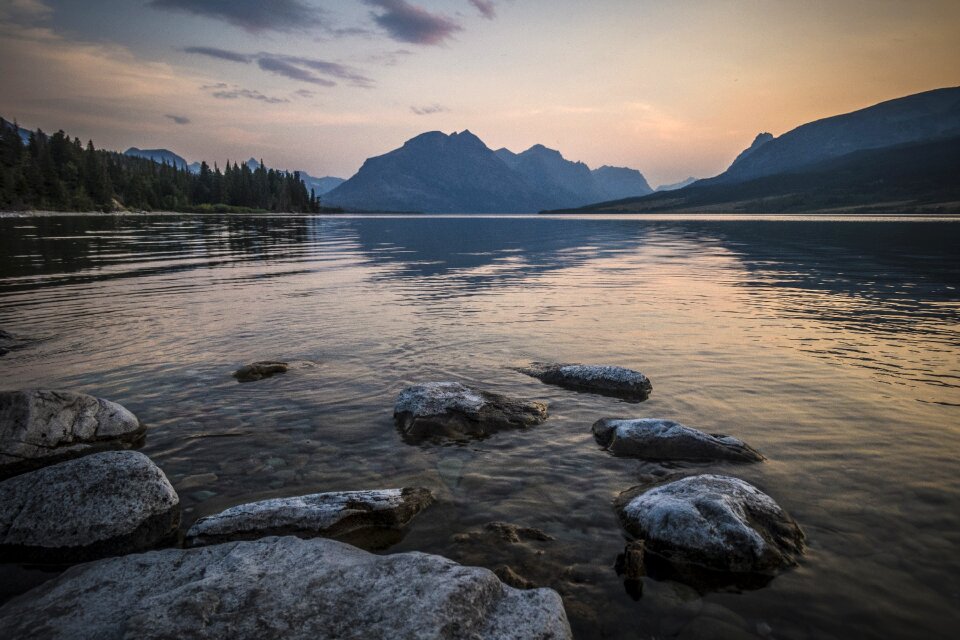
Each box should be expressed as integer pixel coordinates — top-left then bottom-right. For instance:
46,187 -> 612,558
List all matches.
1,214 -> 958,639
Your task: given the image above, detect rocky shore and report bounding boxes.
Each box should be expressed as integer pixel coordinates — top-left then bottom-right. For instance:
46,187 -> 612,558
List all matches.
0,361 -> 805,636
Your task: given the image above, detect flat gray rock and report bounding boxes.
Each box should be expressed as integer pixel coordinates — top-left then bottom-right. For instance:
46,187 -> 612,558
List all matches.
618,474 -> 804,575
0,450 -> 180,563
592,418 -> 763,462
0,536 -> 573,640
394,382 -> 548,440
186,487 -> 433,548
0,389 -> 145,479
520,362 -> 652,401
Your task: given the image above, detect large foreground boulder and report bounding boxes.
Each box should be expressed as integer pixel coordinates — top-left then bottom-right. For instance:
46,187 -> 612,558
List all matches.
186,487 -> 433,548
0,389 -> 145,478
617,474 -> 804,575
520,362 -> 652,401
0,536 -> 573,639
0,450 -> 180,563
394,382 -> 548,440
592,418 -> 763,462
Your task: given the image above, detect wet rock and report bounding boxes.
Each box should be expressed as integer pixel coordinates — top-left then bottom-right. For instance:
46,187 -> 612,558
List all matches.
0,536 -> 573,639
232,361 -> 288,382
0,389 -> 145,479
520,362 -> 652,401
185,487 -> 433,549
617,474 -> 804,576
496,565 -> 537,590
394,382 -> 548,440
615,539 -> 647,580
480,521 -> 555,544
592,418 -> 763,462
0,450 -> 180,563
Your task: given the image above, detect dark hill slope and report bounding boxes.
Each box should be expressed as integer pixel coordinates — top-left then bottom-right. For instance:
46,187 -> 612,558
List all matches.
546,135 -> 960,214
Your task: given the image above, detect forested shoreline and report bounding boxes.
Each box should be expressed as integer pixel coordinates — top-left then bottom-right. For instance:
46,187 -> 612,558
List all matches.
0,119 -> 325,213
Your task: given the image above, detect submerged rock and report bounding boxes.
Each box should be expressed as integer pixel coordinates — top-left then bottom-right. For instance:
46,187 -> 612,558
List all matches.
233,361 -> 289,382
520,362 -> 652,401
394,382 -> 548,440
0,389 -> 145,479
617,475 -> 804,576
0,536 -> 573,639
0,450 -> 180,563
185,487 -> 433,549
455,521 -> 556,544
0,329 -> 14,356
592,418 -> 763,462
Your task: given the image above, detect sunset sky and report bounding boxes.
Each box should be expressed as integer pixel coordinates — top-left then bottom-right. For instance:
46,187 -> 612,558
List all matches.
1,0 -> 958,186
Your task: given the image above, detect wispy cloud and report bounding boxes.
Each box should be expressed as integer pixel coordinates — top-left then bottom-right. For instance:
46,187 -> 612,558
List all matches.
0,0 -> 52,22
411,103 -> 448,115
362,0 -> 461,45
184,48 -> 375,88
165,114 -> 191,124
182,46 -> 253,63
468,0 -> 496,20
257,57 -> 335,87
202,83 -> 290,103
149,0 -> 323,33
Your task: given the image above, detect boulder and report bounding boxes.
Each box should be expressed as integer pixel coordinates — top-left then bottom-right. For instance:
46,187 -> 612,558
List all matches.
0,450 -> 180,563
0,389 -> 145,479
186,487 -> 433,549
592,418 -> 763,462
394,382 -> 548,440
233,361 -> 289,382
520,362 -> 652,401
617,475 -> 804,575
0,536 -> 573,640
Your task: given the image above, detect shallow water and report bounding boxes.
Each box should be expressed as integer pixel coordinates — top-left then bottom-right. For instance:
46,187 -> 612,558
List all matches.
1,214 -> 958,639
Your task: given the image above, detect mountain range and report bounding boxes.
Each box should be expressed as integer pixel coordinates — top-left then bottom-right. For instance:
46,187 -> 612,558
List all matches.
324,131 -> 653,213
548,86 -> 960,214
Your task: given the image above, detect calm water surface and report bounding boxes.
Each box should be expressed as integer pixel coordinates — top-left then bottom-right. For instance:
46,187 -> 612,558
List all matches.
1,214 -> 958,639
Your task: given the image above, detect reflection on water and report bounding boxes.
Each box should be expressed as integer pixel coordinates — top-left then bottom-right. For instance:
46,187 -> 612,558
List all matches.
1,214 -> 958,639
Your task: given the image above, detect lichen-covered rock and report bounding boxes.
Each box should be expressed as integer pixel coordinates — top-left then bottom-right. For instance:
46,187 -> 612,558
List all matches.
0,450 -> 180,563
617,475 -> 804,575
394,382 -> 548,440
0,389 -> 145,479
0,536 -> 573,640
520,362 -> 652,401
233,361 -> 289,382
186,487 -> 433,548
592,418 -> 763,462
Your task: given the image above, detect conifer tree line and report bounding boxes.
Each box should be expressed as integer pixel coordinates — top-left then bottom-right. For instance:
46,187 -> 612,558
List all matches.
0,119 -> 323,213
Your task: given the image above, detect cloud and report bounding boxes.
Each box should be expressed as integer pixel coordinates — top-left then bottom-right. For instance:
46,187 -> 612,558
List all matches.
165,114 -> 191,124
203,84 -> 290,103
362,0 -> 461,45
468,0 -> 496,20
0,0 -> 52,21
184,48 -> 375,88
257,56 -> 335,87
411,103 -> 448,115
182,46 -> 253,63
149,0 -> 323,33
294,89 -> 315,98
365,49 -> 413,67
278,56 -> 375,87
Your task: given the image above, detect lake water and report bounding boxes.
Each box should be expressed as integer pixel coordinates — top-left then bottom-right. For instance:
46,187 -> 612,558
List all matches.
1,214 -> 958,639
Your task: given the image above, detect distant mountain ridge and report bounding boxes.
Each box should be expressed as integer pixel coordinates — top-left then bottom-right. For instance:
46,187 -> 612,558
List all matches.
547,86 -> 960,214
124,148 -> 190,171
715,86 -> 960,183
325,131 -> 652,213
